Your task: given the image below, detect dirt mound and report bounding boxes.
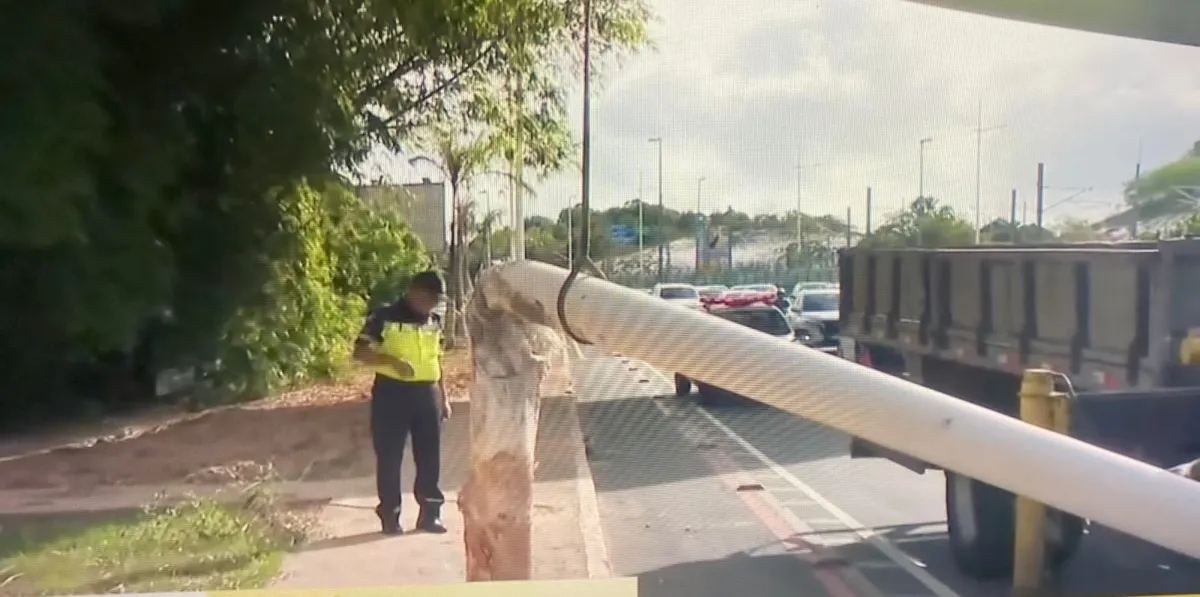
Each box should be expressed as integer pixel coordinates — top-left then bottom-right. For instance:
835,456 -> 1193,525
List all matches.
0,351 -> 475,495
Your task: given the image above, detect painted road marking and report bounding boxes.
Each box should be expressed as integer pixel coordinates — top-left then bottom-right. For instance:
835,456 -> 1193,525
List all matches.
641,363 -> 963,597
649,398 -> 864,597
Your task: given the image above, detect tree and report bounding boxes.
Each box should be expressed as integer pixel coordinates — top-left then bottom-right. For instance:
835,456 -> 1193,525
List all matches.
1103,141 -> 1200,234
1056,217 -> 1104,242
0,0 -> 650,424
979,219 -> 1055,244
859,197 -> 976,248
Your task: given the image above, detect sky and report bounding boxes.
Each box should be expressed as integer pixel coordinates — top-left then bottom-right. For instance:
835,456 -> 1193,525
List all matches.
390,0 -> 1200,231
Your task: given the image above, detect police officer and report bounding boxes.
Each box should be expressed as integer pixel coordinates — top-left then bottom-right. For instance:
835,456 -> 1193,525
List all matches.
353,271 -> 452,535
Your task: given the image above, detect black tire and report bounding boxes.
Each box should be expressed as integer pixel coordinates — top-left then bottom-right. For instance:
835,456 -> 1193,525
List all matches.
945,472 -> 1085,580
674,374 -> 692,397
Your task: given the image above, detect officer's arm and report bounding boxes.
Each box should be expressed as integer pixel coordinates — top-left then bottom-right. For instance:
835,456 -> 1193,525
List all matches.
353,309 -> 393,366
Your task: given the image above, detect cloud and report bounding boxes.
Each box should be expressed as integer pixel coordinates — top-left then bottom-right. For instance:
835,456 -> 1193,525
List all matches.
421,0 -> 1200,231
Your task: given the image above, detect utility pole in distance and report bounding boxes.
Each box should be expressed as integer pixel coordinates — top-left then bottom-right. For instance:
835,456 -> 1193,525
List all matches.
973,97 -> 1005,243
795,158 -> 820,252
866,187 -> 873,236
1010,189 -> 1018,244
919,137 -> 933,198
637,171 -> 645,278
1036,162 -> 1045,229
649,137 -> 664,281
846,206 -> 853,247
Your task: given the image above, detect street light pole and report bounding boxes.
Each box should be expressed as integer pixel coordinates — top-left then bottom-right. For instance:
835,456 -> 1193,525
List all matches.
919,137 -> 933,198
695,177 -> 706,271
638,171 -> 645,278
649,137 -> 664,281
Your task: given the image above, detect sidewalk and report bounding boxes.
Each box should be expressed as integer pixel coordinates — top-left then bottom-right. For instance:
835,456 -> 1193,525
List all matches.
270,394 -> 608,587
0,396 -> 609,589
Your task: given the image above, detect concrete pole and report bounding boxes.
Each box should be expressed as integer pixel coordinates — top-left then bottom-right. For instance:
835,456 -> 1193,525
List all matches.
477,260 -> 1200,564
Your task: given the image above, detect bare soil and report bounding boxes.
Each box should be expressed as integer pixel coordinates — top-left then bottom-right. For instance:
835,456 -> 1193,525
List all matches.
0,350 -> 473,495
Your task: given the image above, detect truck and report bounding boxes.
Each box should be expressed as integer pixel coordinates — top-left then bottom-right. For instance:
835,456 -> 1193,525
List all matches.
837,239 -> 1200,580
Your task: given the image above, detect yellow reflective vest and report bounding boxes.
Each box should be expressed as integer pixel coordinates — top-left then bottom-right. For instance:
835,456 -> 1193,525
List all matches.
374,320 -> 443,383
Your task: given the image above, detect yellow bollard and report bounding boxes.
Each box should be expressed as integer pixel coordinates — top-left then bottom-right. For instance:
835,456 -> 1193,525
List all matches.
1012,369 -> 1062,596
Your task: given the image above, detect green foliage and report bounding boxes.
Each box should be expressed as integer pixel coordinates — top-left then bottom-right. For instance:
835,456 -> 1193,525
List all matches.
859,197 -> 977,248
210,182 -> 428,398
3,488 -> 309,594
324,184 -> 431,308
0,0 -> 650,425
979,219 -> 1056,243
1114,143 -> 1200,233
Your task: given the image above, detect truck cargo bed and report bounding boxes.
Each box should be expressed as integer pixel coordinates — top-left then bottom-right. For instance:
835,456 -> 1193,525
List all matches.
839,239 -> 1200,391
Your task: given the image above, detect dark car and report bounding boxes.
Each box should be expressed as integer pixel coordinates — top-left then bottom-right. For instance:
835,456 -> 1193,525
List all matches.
674,305 -> 794,406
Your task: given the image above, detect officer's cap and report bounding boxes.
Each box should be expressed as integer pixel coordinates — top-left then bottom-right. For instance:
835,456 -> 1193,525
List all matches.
411,270 -> 446,296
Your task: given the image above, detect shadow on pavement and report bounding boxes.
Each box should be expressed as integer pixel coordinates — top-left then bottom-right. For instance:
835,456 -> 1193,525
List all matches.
628,522 -> 1200,597
635,550 -> 836,597
302,531 -> 391,552
578,393 -> 847,493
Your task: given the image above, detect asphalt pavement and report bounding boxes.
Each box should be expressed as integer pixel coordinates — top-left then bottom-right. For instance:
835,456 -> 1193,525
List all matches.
574,348 -> 1200,597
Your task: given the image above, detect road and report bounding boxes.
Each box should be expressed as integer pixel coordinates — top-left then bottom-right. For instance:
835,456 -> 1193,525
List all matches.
574,349 -> 1200,597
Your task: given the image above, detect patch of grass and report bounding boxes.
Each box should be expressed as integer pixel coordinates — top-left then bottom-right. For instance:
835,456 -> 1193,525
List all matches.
1,487 -> 313,596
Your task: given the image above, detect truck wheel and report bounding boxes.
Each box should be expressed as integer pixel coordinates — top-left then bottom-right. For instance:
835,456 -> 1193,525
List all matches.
945,472 -> 1085,580
674,374 -> 692,397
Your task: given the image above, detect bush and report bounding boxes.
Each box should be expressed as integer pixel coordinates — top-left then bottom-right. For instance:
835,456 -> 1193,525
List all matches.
207,180 -> 430,399
0,179 -> 430,425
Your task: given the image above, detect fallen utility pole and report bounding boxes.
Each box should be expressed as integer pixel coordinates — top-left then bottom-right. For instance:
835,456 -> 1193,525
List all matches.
459,268 -> 573,581
468,260 -> 1200,572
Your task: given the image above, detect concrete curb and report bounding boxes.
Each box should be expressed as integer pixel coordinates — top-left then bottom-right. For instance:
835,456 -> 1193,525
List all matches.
562,394 -> 612,579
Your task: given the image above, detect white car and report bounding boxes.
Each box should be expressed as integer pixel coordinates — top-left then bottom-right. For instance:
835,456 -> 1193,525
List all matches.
791,289 -> 840,354
651,283 -> 703,310
791,281 -> 838,297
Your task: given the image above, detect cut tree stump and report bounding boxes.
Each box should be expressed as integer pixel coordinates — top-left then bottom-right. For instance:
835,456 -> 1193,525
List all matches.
459,265 -> 572,581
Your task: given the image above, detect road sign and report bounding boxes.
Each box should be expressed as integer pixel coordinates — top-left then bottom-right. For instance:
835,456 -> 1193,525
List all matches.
610,225 -> 637,244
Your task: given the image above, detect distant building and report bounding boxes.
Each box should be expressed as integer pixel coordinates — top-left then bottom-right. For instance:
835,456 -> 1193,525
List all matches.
357,179 -> 447,254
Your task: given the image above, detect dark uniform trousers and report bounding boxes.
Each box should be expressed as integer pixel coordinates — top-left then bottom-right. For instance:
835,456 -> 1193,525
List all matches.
371,376 -> 445,513
359,299 -> 446,517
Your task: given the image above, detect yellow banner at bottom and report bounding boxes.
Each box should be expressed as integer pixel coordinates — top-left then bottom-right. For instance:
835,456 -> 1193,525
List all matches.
211,578 -> 637,597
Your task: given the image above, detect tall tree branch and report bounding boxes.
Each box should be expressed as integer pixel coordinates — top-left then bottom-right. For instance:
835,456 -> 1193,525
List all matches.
379,43 -> 498,129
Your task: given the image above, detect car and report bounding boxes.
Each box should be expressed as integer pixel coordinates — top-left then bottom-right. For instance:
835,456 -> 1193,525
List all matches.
651,283 -> 703,310
730,283 -> 779,294
696,285 -> 728,300
790,289 -> 840,354
790,281 -> 838,298
675,301 -> 795,406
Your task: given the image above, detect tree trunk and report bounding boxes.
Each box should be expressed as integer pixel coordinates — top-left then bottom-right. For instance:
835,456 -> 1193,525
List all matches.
445,216 -> 461,349
459,266 -> 570,581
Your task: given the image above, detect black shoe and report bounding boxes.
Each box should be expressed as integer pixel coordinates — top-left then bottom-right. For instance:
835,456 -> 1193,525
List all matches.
376,505 -> 403,535
416,504 -> 447,534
